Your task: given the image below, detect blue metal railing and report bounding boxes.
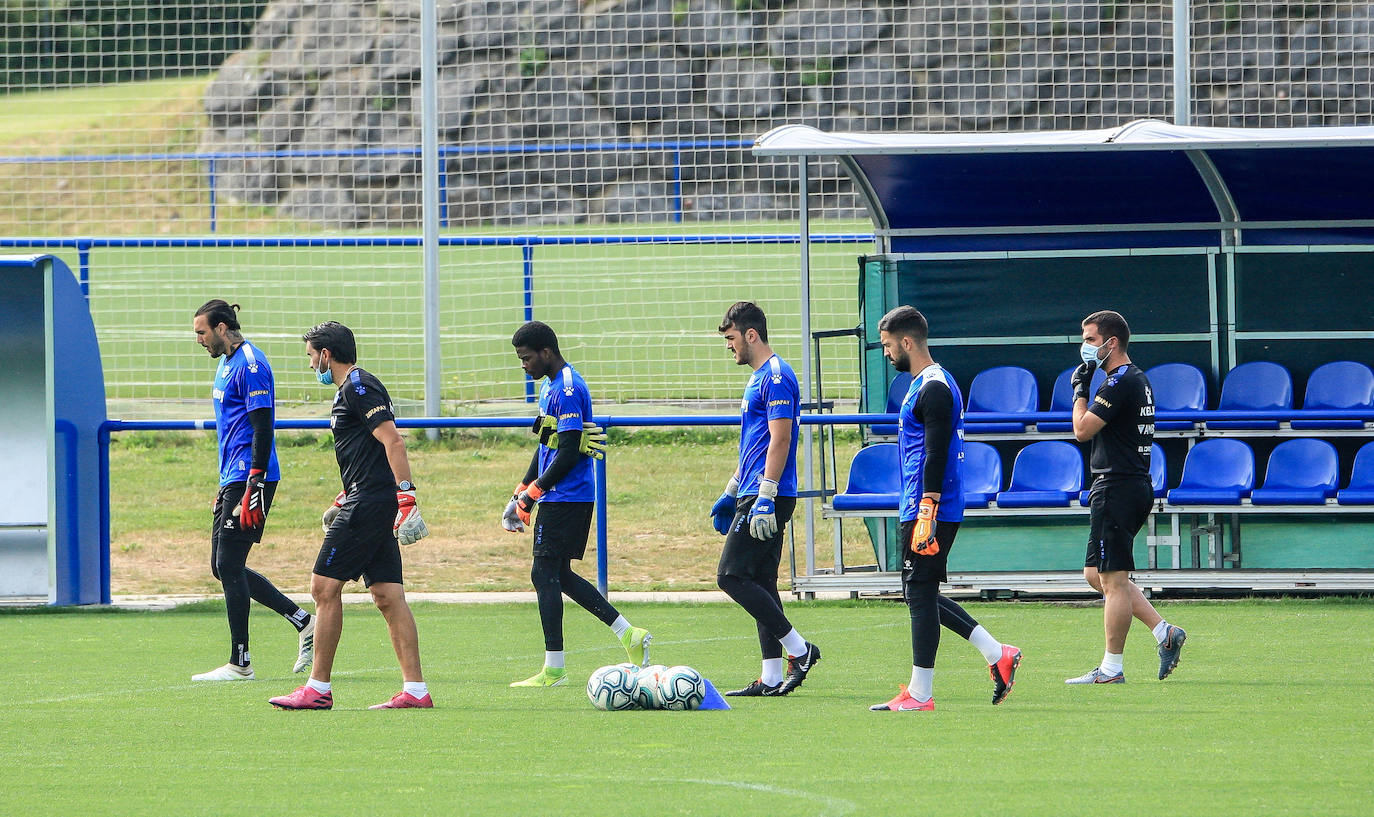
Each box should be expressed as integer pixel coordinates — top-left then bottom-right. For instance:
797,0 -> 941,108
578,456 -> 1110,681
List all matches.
5,140 -> 757,230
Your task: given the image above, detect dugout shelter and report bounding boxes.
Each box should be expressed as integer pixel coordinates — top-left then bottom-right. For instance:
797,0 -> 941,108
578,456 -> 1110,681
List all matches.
754,119 -> 1374,596
0,255 -> 108,604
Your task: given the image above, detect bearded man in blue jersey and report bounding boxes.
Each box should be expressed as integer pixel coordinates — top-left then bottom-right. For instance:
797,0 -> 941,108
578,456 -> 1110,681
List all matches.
709,302 -> 820,697
190,300 -> 314,682
868,306 -> 1021,712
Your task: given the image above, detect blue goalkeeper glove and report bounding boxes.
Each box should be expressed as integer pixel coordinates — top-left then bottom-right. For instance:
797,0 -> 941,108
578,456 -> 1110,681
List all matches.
748,478 -> 780,540
710,475 -> 739,536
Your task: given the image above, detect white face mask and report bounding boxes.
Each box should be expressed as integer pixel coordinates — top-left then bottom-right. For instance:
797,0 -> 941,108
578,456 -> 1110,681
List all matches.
1080,339 -> 1111,367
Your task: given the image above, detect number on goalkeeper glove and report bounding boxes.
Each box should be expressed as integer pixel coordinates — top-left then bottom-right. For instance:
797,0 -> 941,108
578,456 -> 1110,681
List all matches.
394,488 -> 429,546
710,475 -> 740,536
515,482 -> 544,527
502,484 -> 527,533
748,478 -> 780,540
236,469 -> 267,531
911,496 -> 939,555
321,490 -> 346,533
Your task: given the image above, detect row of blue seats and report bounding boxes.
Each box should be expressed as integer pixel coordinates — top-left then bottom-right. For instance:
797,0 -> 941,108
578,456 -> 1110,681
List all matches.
833,438 -> 1374,511
876,360 -> 1374,434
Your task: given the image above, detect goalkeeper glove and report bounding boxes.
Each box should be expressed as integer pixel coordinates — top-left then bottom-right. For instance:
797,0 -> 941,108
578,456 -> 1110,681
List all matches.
1070,361 -> 1097,402
515,482 -> 544,527
502,483 -> 526,533
235,469 -> 267,531
710,474 -> 739,536
394,486 -> 429,546
911,496 -> 939,555
321,489 -> 346,533
748,478 -> 780,540
579,422 -> 608,460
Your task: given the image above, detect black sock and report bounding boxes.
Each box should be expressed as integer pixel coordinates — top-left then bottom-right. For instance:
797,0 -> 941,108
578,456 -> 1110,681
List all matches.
244,568 -> 308,630
531,557 -> 566,652
558,562 -> 618,626
231,642 -> 250,668
718,574 -> 790,659
906,579 -> 942,668
937,594 -> 979,640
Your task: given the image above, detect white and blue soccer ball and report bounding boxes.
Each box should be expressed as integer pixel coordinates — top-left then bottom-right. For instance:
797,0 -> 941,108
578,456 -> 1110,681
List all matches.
633,664 -> 669,709
587,663 -> 639,711
656,665 -> 706,711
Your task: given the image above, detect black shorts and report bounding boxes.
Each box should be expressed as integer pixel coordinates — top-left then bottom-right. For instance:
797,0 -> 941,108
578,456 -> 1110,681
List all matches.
533,501 -> 595,561
212,480 -> 278,547
1086,477 -> 1154,573
717,495 -> 797,582
314,491 -> 403,587
900,519 -> 959,584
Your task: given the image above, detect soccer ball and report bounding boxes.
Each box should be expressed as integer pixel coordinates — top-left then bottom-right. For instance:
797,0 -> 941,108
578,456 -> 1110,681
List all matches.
586,664 -> 639,711
656,665 -> 706,711
633,664 -> 669,709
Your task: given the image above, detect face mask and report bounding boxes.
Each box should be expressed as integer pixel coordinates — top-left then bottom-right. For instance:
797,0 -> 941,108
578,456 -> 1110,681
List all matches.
1080,339 -> 1110,367
315,356 -> 333,385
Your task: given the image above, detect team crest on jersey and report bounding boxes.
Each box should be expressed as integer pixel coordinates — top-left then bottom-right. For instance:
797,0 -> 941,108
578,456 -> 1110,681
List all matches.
564,385 -> 574,396
247,363 -> 258,373
1107,376 -> 1118,387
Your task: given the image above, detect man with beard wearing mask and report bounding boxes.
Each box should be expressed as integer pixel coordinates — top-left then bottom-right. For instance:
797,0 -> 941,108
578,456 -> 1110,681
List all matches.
869,306 -> 1021,712
190,299 -> 315,682
1066,310 -> 1186,685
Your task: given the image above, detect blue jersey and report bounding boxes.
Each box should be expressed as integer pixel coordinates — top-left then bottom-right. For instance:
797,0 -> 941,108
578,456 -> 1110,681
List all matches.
537,364 -> 596,503
212,341 -> 280,486
737,354 -> 800,497
898,364 -> 965,523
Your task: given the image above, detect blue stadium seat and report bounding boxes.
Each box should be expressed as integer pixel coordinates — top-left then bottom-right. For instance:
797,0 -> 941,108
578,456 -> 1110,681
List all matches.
1040,365 -> 1105,432
1291,361 -> 1374,430
966,366 -> 1037,433
995,441 -> 1083,508
1166,439 -> 1255,505
1081,443 -> 1165,504
1146,363 -> 1207,431
870,372 -> 911,436
1336,441 -> 1374,506
832,443 -> 900,511
1250,439 -> 1339,505
1206,361 -> 1292,430
962,441 -> 1002,508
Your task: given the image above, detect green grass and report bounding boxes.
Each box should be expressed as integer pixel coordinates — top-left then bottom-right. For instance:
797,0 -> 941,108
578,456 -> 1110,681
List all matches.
1,598 -> 1371,815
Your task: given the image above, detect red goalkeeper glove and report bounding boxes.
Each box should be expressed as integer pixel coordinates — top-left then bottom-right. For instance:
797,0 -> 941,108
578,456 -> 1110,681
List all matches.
911,496 -> 939,556
236,469 -> 267,531
515,482 -> 545,527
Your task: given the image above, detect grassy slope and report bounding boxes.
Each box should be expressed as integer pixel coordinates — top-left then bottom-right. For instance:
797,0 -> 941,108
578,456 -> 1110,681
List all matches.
0,599 -> 1371,816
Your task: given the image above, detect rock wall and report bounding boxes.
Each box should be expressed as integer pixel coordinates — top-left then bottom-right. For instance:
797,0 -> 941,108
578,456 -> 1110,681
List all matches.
200,0 -> 1374,228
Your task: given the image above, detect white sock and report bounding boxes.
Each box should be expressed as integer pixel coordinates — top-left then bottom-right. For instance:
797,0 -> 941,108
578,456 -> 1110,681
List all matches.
403,681 -> 428,699
1100,652 -> 1124,676
306,677 -> 331,694
909,666 -> 934,702
1152,620 -> 1171,644
780,628 -> 808,658
968,625 -> 1004,665
545,650 -> 565,670
761,658 -> 784,686
611,615 -> 631,639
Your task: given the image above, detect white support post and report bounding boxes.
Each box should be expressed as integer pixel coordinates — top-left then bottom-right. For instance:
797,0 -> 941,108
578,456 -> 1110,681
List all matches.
420,0 -> 441,439
1173,0 -> 1192,125
798,155 -> 816,581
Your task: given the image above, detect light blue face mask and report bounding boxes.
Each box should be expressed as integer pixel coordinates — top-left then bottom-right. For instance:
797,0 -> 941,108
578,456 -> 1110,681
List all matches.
316,356 -> 334,385
1080,339 -> 1111,368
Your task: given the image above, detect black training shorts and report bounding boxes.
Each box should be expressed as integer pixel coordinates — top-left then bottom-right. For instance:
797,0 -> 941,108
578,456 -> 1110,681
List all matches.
212,480 -> 278,547
315,491 -> 403,586
717,495 -> 797,582
532,501 -> 595,561
900,518 -> 959,584
1085,477 -> 1154,573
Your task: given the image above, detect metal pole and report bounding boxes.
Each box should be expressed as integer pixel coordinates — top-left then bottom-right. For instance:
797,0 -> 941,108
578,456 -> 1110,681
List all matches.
798,156 -> 816,580
1173,0 -> 1192,125
420,0 -> 441,439
595,454 -> 609,596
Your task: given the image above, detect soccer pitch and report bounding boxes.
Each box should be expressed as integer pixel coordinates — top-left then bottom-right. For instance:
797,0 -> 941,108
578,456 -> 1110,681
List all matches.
3,599 -> 1371,816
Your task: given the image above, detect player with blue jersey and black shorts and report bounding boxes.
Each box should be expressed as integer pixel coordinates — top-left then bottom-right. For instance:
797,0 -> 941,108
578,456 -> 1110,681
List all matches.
190,300 -> 314,682
1067,310 -> 1186,685
868,306 -> 1022,712
269,321 -> 433,710
709,302 -> 820,697
502,321 -> 653,688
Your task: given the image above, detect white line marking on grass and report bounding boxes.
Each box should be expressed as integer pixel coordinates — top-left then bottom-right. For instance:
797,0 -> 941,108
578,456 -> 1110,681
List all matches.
673,778 -> 857,817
